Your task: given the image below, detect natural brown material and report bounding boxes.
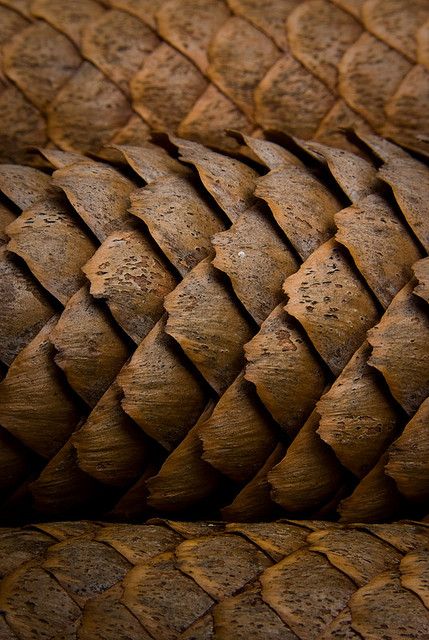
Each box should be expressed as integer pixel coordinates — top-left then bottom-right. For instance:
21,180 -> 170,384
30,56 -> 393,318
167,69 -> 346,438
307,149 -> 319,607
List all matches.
0,130 -> 428,524
0,520 -> 428,639
1,0 -> 428,164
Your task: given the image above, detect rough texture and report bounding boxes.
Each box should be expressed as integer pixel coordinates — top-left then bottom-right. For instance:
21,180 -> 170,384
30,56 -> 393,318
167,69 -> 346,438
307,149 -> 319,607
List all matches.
0,0 -> 428,164
0,129 -> 428,524
0,520 -> 427,639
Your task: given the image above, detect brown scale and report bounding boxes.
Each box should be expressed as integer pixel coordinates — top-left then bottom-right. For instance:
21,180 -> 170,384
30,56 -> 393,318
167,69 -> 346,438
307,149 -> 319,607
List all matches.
338,32 -> 411,131
268,409 -> 347,514
72,381 -> 150,488
367,281 -> 429,416
6,194 -> 97,304
82,229 -> 177,343
362,0 -> 429,61
0,317 -> 80,459
0,518 -> 426,640
198,373 -> 278,483
221,444 -> 286,521
146,403 -> 221,512
50,286 -> 130,407
335,193 -> 422,309
317,342 -> 399,479
283,238 -> 380,376
0,247 -> 55,367
287,0 -> 363,91
413,257 -> 429,305
245,305 -> 327,438
0,0 -> 426,164
118,317 -> 208,452
255,163 -> 342,260
386,397 -> 429,504
383,64 -> 429,156
0,130 -> 428,525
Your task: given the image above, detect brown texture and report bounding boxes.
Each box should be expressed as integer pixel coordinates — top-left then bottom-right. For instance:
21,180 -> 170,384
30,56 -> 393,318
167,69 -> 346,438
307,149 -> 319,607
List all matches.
1,0 -> 427,162
386,397 -> 429,503
367,282 -> 429,415
255,164 -> 341,260
82,229 -> 177,343
317,342 -> 399,478
119,317 -> 208,451
287,0 -> 362,90
164,259 -> 254,395
245,306 -> 327,437
335,193 -> 422,308
283,239 -> 379,376
0,131 -> 428,524
0,520 -> 427,639
269,410 -> 346,513
0,317 -> 80,458
212,203 -> 298,324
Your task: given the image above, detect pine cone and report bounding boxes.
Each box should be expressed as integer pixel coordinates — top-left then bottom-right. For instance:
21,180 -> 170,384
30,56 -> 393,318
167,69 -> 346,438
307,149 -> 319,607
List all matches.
0,518 -> 428,639
0,130 -> 428,523
0,0 -> 428,165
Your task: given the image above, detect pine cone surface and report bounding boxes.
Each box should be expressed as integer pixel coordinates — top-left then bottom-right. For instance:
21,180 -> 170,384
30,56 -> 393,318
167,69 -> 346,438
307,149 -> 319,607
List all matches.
0,518 -> 428,639
0,0 -> 428,165
0,131 -> 428,523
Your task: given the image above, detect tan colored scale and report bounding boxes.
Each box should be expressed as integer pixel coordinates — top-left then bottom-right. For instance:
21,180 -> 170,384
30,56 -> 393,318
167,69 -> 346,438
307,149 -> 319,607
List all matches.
31,0 -> 105,47
335,193 -> 422,308
362,0 -> 429,61
199,374 -> 278,483
83,229 -> 177,343
212,203 -> 299,325
118,317 -> 208,450
207,16 -> 281,120
221,444 -> 285,521
413,257 -> 429,304
317,342 -> 399,478
171,136 -> 258,222
245,305 -> 327,437
284,238 -> 380,376
50,286 -> 130,407
367,281 -> 429,415
287,0 -> 362,91
255,53 -> 336,138
131,44 -> 207,132
157,0 -> 230,74
6,194 -> 97,304
48,62 -> 133,154
338,32 -> 411,130
147,403 -> 220,511
72,382 -> 149,488
0,247 -> 55,366
164,258 -> 254,394
0,317 -> 80,458
269,410 -> 346,514
129,173 -> 225,277
52,161 -> 136,242
339,453 -> 403,523
81,9 -> 160,96
255,164 -> 342,260
3,21 -> 82,112
386,397 -> 429,503
383,64 -> 429,156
